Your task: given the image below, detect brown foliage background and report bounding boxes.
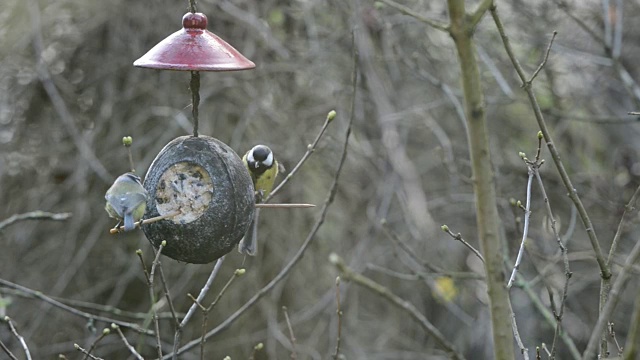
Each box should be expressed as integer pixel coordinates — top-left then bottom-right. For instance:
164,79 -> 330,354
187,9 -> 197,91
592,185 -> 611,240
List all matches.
2,0 -> 640,358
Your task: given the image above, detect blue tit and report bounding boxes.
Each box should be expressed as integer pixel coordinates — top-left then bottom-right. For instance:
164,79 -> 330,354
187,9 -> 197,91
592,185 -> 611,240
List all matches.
238,145 -> 279,256
105,173 -> 148,231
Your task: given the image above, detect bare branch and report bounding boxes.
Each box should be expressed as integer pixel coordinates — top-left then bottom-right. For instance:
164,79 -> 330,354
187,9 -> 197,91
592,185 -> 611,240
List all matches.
0,211 -> 72,231
148,242 -> 166,359
507,161 -> 534,288
583,237 -> 640,359
490,4 -> 611,282
528,31 -> 557,83
267,110 -> 336,200
74,344 -> 104,360
607,184 -> 640,266
255,203 -> 315,208
110,211 -> 181,234
172,256 -> 226,359
533,168 -> 573,358
376,0 -> 449,32
469,0 -> 493,28
512,278 -> 581,359
0,339 -> 18,360
0,279 -> 153,335
441,225 -> 485,264
3,317 -> 31,360
332,277 -> 343,360
282,306 -> 298,359
81,328 -> 110,360
329,254 -> 465,360
508,300 -> 529,359
112,324 -> 143,360
623,287 -> 640,359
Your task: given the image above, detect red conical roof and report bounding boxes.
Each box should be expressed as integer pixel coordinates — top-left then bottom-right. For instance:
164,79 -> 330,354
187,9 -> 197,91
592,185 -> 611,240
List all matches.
134,12 -> 256,71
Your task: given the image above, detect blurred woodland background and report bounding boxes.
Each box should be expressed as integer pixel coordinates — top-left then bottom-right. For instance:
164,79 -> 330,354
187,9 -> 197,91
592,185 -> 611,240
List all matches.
2,0 -> 640,358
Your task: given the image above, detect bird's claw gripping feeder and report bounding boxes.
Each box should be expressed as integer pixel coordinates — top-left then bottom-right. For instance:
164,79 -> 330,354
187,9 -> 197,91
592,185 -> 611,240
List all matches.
133,10 -> 256,264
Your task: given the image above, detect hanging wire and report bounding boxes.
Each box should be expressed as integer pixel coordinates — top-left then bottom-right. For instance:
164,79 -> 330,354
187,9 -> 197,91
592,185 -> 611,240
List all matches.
190,71 -> 200,137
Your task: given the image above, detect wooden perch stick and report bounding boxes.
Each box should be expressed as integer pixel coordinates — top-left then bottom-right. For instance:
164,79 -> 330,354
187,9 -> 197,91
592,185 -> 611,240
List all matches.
255,203 -> 315,208
110,211 -> 181,234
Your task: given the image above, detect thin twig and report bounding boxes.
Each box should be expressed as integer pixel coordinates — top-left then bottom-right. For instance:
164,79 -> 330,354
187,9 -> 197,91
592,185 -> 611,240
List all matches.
376,0 -> 449,32
157,265 -> 180,327
74,344 -> 104,360
508,299 -> 529,359
507,155 -> 535,288
249,343 -> 264,359
366,263 -> 483,280
552,112 -> 639,124
512,277 -> 581,360
332,277 -> 343,360
382,221 -> 485,284
3,317 -> 31,360
468,0 -> 494,29
110,211 -> 181,234
623,286 -> 640,358
380,220 -> 445,273
0,287 -> 180,320
0,339 -> 18,360
82,328 -> 111,360
608,322 -> 623,356
583,236 -> 640,359
148,242 -> 166,359
603,0 -> 612,49
165,38 -> 356,359
533,169 -> 572,359
136,250 -> 150,283
607,184 -> 640,266
441,225 -> 485,264
255,203 -> 316,208
204,268 -> 243,307
282,306 -> 298,359
184,293 -> 207,360
329,254 -> 465,360
612,0 -> 623,58
0,279 -> 152,334
172,256 -> 226,359
0,211 -> 72,231
528,31 -> 557,83
112,324 -> 144,360
123,136 -> 136,173
267,110 -> 336,200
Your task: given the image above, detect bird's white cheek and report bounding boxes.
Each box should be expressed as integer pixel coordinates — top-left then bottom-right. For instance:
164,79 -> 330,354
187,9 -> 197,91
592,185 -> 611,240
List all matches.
264,152 -> 273,167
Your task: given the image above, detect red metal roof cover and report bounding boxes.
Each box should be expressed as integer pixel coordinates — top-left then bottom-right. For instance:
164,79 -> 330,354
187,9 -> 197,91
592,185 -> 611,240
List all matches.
133,12 -> 256,71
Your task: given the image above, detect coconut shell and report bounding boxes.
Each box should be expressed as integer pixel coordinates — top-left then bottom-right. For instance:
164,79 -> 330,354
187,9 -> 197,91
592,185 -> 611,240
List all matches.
142,135 -> 254,263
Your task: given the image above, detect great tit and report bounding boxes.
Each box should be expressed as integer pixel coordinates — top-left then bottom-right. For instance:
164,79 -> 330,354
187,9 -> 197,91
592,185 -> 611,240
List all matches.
105,173 -> 148,231
238,145 -> 279,256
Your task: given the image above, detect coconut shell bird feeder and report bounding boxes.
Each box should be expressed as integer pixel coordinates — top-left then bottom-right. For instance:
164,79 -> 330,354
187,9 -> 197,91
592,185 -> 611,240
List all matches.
133,10 -> 256,264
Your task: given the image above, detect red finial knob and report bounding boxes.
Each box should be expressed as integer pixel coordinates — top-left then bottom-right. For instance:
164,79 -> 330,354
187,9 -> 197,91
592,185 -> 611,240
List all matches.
183,12 -> 207,30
